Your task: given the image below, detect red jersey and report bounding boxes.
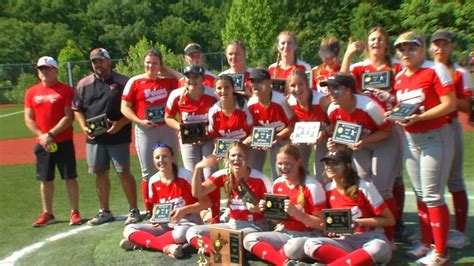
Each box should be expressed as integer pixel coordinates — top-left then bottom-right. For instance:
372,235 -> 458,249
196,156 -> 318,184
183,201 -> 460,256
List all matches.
273,176 -> 326,231
247,91 -> 294,132
148,168 -> 198,208
269,59 -> 311,79
394,61 -> 454,133
178,70 -> 217,88
208,100 -> 253,139
287,92 -> 329,124
325,180 -> 387,233
312,64 -> 341,92
122,74 -> 178,124
447,64 -> 473,120
209,169 -> 272,222
24,81 -> 74,143
327,94 -> 389,137
165,86 -> 217,123
219,68 -> 253,89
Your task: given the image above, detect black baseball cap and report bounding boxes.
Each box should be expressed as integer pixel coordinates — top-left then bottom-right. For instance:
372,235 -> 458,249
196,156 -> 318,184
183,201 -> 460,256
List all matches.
184,43 -> 201,55
249,68 -> 271,81
430,30 -> 454,43
183,65 -> 205,76
321,149 -> 352,164
319,73 -> 356,91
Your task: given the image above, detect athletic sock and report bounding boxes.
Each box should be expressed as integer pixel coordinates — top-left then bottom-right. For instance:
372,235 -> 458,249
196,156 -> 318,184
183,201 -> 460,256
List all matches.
141,179 -> 153,212
451,190 -> 468,232
428,204 -> 450,255
310,244 -> 348,263
416,200 -> 433,246
392,183 -> 405,222
129,231 -> 176,251
384,197 -> 397,241
251,242 -> 287,266
189,235 -> 211,254
328,248 -> 373,266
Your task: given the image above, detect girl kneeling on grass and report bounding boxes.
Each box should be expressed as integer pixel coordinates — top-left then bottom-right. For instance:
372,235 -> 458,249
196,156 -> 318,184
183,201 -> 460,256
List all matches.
243,144 -> 326,266
120,143 -> 209,258
186,142 -> 272,254
303,148 -> 395,265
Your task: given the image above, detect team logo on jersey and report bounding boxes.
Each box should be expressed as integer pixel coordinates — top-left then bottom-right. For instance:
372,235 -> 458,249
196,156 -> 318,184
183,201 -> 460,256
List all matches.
144,88 -> 167,103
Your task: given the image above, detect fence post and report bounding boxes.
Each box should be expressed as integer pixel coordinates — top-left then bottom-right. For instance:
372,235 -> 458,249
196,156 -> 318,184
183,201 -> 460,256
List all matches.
66,61 -> 73,87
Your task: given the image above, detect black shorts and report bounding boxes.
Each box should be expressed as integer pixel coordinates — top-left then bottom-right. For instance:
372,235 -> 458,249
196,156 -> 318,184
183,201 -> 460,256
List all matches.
34,140 -> 78,181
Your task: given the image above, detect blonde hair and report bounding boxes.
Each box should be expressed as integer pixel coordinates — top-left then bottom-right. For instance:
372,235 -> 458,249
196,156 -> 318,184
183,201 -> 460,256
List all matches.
274,31 -> 298,77
278,144 -> 307,206
285,70 -> 312,107
224,143 -> 250,205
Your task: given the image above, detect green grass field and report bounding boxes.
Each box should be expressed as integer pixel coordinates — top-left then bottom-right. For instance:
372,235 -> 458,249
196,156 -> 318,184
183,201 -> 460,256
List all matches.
0,105 -> 473,265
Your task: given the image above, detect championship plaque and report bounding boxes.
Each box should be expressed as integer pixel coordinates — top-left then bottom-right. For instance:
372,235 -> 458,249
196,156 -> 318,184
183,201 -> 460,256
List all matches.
145,105 -> 165,123
250,127 -> 275,148
86,114 -> 109,136
180,122 -> 207,144
214,138 -> 239,157
227,73 -> 245,92
362,71 -> 390,90
387,102 -> 420,122
151,203 -> 173,224
271,79 -> 286,94
292,122 -> 320,144
264,194 -> 289,220
332,121 -> 362,145
305,70 -> 313,90
323,209 -> 353,234
236,178 -> 258,205
209,226 -> 243,266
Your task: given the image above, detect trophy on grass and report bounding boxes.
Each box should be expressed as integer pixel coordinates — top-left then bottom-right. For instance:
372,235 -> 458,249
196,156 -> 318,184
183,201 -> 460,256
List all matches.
209,226 -> 244,266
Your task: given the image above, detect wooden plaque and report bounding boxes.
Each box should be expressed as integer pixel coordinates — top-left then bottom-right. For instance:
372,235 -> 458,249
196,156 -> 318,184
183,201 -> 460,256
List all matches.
264,193 -> 289,220
250,127 -> 275,148
292,122 -> 320,144
323,209 -> 352,234
362,71 -> 390,90
180,122 -> 207,144
209,226 -> 243,266
86,114 -> 109,136
145,105 -> 165,123
332,121 -> 362,145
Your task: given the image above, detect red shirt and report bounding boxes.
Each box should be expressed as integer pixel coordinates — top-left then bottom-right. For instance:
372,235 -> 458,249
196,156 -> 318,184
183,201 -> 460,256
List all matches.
394,61 -> 455,133
165,86 -> 217,123
122,74 -> 178,124
208,100 -> 253,139
327,94 -> 389,137
273,176 -> 326,231
178,71 -> 217,88
247,91 -> 294,132
288,92 -> 329,124
325,180 -> 387,233
312,64 -> 341,92
447,64 -> 473,120
209,169 -> 272,222
268,59 -> 311,79
24,81 -> 74,143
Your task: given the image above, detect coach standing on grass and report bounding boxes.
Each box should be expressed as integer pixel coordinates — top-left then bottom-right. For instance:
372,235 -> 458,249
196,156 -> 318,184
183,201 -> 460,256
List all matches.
25,56 -> 82,227
73,48 -> 141,226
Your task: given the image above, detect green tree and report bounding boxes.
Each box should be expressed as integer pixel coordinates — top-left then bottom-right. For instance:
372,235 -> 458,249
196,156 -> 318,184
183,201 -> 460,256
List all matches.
57,39 -> 88,87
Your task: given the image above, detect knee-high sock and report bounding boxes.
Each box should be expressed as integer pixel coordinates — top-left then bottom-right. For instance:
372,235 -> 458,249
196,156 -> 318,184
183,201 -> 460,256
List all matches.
384,197 -> 397,241
129,230 -> 176,251
392,183 -> 405,222
428,205 -> 450,255
451,190 -> 468,232
328,248 -> 373,266
141,179 -> 153,212
310,244 -> 348,264
189,235 -> 211,254
251,242 -> 287,266
416,200 -> 433,245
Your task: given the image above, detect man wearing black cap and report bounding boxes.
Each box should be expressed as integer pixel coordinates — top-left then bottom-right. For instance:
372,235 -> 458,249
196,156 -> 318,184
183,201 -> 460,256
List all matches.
73,48 -> 141,226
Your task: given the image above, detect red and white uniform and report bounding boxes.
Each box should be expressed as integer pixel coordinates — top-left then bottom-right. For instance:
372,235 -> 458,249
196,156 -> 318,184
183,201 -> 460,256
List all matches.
24,81 -> 74,143
394,61 -> 455,133
288,92 -> 329,124
148,168 -> 197,208
269,59 -> 311,80
247,91 -> 294,133
311,64 -> 341,92
447,64 -> 473,121
273,176 -> 326,231
178,71 -> 217,88
209,169 -> 272,222
165,86 -> 217,123
327,94 -> 389,137
208,100 -> 253,139
219,68 -> 253,89
122,74 -> 178,124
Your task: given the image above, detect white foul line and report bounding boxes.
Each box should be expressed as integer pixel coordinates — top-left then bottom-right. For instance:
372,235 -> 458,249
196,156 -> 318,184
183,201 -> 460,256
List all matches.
0,110 -> 24,118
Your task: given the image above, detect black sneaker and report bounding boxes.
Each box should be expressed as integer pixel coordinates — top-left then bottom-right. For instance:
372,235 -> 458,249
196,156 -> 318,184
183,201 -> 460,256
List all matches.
124,208 -> 142,225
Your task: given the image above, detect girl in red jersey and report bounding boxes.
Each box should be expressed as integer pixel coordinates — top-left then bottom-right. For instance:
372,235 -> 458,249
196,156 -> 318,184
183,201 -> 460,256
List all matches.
186,142 -> 272,254
120,143 -> 209,258
246,68 -> 295,179
165,65 -> 218,179
244,144 -> 326,266
121,50 -> 179,216
304,148 -> 394,265
312,37 -> 341,93
219,40 -> 253,95
286,70 -> 331,182
269,31 -> 311,80
430,30 -> 472,249
392,32 -> 456,265
177,43 -> 217,88
208,75 -> 253,140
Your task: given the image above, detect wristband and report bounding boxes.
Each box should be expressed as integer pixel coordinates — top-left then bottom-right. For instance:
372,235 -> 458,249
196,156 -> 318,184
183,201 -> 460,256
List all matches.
47,132 -> 55,138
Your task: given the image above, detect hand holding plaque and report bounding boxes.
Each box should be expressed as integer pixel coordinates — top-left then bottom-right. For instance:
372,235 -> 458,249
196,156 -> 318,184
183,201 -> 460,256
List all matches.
180,122 -> 207,144
264,194 -> 289,220
214,138 -> 239,157
387,102 -> 420,122
151,203 -> 174,224
251,127 -> 275,148
362,71 -> 390,90
292,122 -> 320,144
332,121 -> 362,145
145,105 -> 165,123
323,209 -> 353,234
86,114 -> 109,137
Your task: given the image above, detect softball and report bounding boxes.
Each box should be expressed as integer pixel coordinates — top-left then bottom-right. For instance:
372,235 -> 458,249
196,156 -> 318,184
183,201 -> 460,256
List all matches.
47,143 -> 58,153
